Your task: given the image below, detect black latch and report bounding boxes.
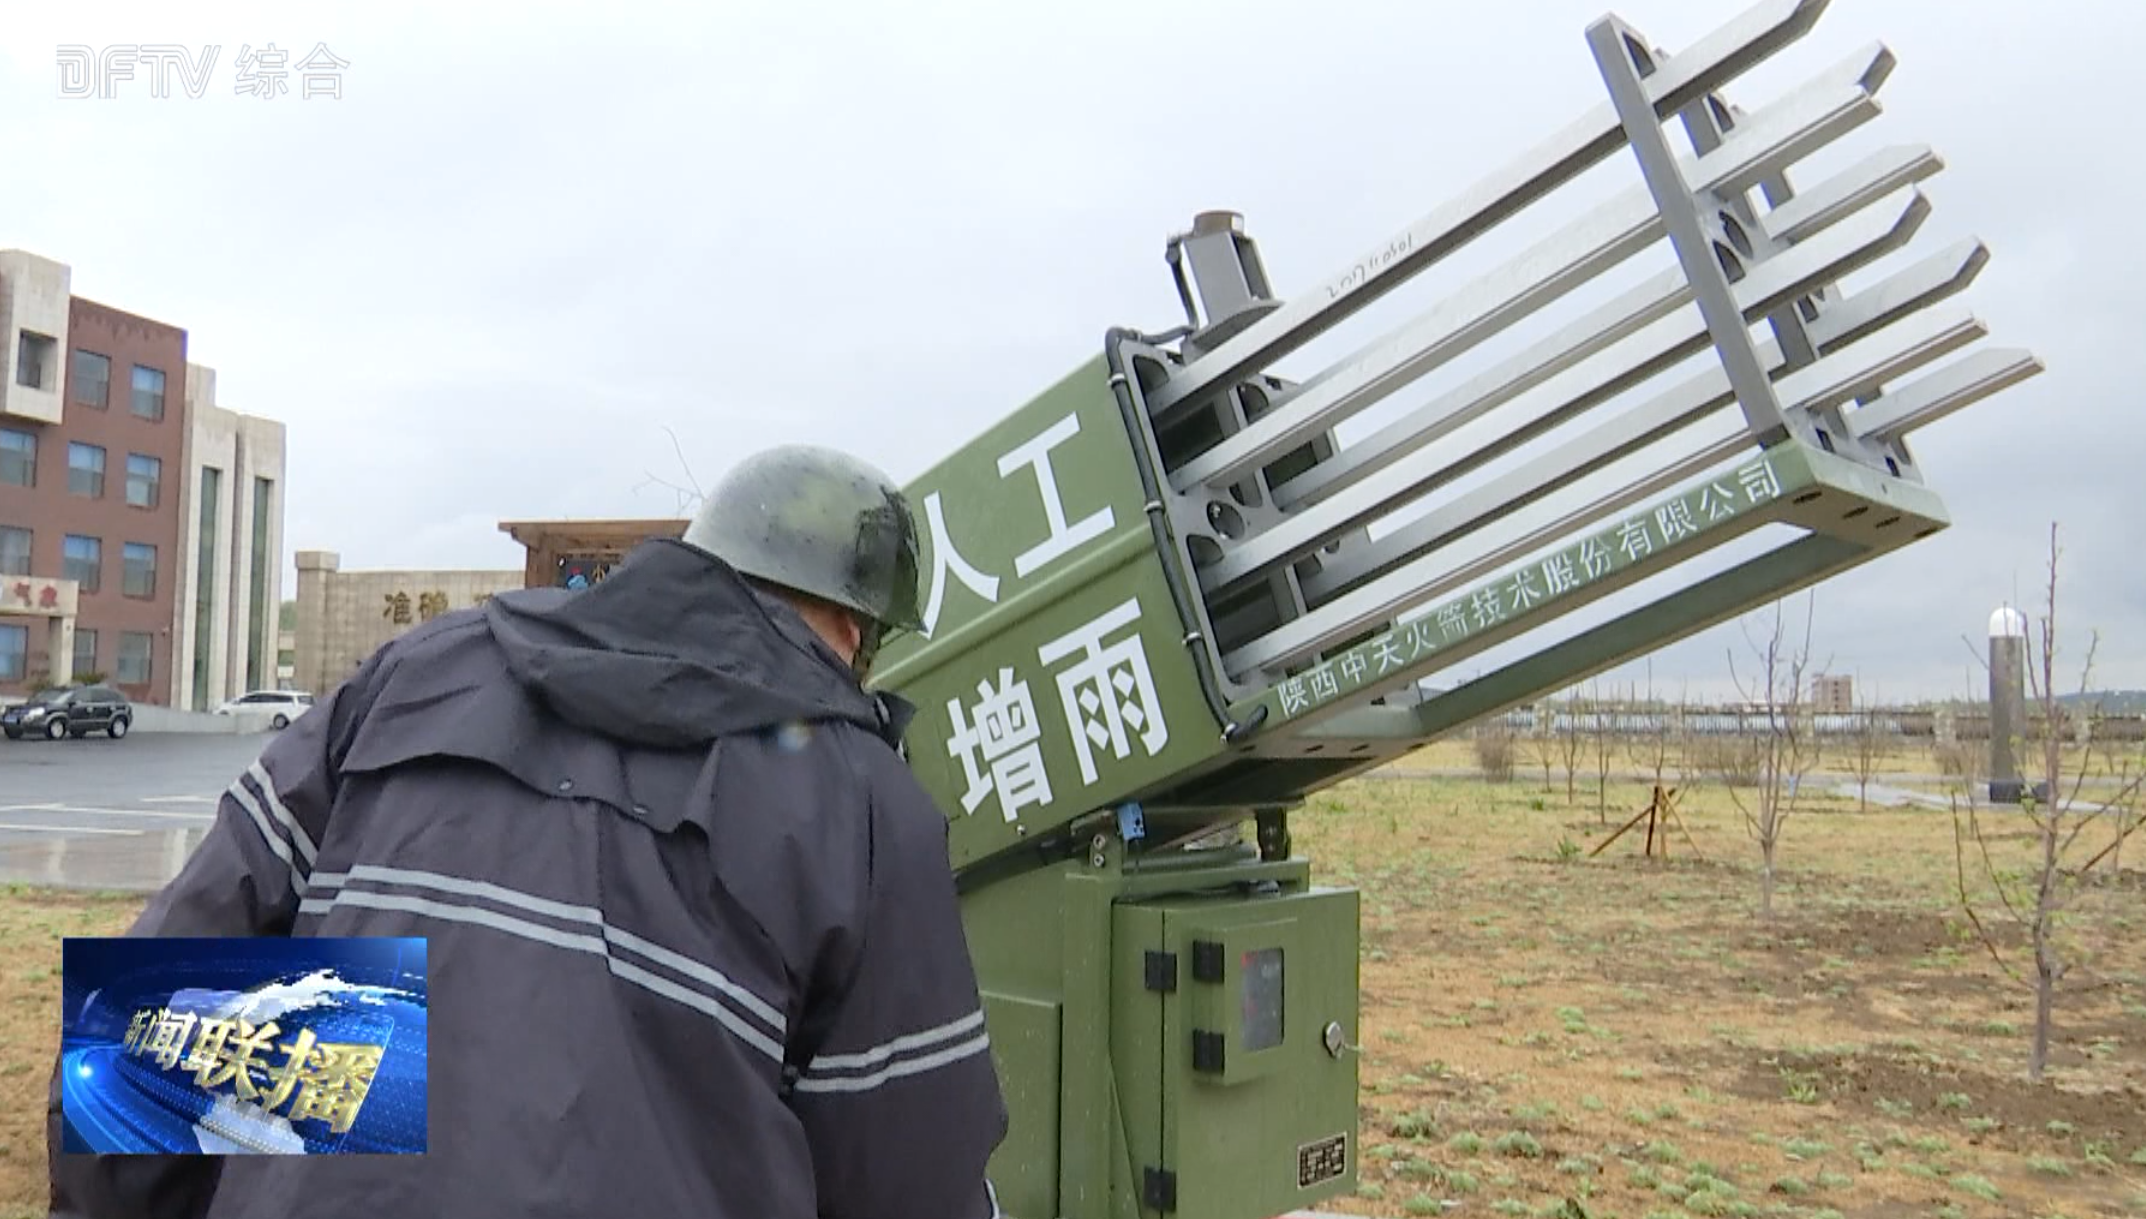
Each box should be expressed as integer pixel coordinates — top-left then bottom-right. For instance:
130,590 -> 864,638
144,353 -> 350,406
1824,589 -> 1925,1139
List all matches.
1142,1167 -> 1177,1212
1191,940 -> 1223,983
1192,1029 -> 1225,1073
1144,951 -> 1177,993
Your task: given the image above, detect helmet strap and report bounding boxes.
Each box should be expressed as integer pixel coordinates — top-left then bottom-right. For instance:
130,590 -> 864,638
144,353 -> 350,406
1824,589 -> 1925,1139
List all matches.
851,617 -> 886,682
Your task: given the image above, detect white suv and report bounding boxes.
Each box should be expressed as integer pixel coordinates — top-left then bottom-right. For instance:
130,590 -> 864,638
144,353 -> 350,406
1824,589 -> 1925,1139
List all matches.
214,690 -> 316,729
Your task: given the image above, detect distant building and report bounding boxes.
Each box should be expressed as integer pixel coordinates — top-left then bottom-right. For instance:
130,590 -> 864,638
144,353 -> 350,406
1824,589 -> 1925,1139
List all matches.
289,552 -> 524,696
176,365 -> 288,710
288,520 -> 689,697
498,518 -> 686,588
276,600 -> 296,689
0,248 -> 286,707
1811,673 -> 1854,714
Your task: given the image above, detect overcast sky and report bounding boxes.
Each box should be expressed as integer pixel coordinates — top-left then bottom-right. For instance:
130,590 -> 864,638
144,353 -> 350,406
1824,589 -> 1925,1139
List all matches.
1,0 -> 2134,705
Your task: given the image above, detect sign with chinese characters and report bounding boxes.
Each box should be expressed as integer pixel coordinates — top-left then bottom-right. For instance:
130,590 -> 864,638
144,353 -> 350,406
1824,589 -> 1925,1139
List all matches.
0,576 -> 78,618
1256,450 -> 1805,726
381,589 -> 472,626
58,934 -> 427,1156
874,356 -> 1223,869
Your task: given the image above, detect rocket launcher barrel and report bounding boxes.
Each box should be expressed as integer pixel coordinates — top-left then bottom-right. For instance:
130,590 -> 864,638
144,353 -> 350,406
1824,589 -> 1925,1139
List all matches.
867,3 -> 2043,1215
872,0 -> 2041,885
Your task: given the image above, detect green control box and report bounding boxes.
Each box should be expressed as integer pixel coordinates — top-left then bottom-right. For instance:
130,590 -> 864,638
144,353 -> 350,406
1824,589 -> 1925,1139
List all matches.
1111,884 -> 1361,1218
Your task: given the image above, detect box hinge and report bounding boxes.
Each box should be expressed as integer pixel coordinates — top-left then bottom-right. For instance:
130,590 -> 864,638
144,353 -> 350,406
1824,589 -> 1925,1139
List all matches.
1142,1166 -> 1177,1212
1143,950 -> 1177,993
1192,1029 -> 1225,1073
1191,939 -> 1224,983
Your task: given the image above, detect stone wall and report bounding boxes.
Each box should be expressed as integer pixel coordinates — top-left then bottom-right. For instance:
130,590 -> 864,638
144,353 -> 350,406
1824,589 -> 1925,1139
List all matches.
290,551 -> 522,696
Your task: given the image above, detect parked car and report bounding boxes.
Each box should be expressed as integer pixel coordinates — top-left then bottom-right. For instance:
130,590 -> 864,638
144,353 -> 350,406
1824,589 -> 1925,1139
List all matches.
1,684 -> 134,741
213,689 -> 315,729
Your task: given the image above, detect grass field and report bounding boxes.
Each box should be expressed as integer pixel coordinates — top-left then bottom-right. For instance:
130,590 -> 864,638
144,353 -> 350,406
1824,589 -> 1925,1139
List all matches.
0,738 -> 2138,1219
0,882 -> 138,1219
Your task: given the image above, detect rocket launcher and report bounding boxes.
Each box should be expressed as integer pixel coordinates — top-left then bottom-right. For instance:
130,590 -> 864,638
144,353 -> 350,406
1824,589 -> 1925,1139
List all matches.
869,2 -> 2041,1215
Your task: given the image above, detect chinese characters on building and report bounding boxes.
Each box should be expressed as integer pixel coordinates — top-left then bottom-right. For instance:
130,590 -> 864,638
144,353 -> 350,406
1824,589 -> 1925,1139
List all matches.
1275,456 -> 1785,719
7,580 -> 61,611
382,590 -> 483,625
121,1005 -> 384,1135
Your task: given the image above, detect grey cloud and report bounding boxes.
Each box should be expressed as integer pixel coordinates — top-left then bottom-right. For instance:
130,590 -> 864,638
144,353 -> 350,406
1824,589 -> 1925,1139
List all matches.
0,0 -> 2132,701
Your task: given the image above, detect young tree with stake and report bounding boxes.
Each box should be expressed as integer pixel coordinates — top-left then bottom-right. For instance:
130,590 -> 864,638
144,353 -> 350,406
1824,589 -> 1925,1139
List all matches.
1952,524 -> 2146,1082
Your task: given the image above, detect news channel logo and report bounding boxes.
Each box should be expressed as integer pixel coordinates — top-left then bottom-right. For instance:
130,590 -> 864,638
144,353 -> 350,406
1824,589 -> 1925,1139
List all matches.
57,43 -> 349,100
60,936 -> 426,1154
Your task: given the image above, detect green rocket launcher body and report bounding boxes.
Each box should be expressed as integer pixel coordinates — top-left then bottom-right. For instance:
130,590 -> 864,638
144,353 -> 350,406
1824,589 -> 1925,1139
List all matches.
868,2 -> 2041,1215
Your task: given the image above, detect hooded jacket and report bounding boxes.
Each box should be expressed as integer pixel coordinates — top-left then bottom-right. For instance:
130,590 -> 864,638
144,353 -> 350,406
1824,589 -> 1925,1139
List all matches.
47,538 -> 1008,1219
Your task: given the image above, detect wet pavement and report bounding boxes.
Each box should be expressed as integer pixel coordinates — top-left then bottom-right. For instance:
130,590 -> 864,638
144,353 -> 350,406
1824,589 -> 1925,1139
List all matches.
0,733 -> 271,893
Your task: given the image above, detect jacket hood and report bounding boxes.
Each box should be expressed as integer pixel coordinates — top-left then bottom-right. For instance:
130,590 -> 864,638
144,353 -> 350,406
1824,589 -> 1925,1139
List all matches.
481,538 -> 911,750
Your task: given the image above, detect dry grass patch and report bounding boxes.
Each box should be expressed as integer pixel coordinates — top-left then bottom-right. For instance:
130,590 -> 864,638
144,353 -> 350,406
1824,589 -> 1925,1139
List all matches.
0,883 -> 143,1219
1,746 -> 2141,1219
1306,768 -> 2146,1219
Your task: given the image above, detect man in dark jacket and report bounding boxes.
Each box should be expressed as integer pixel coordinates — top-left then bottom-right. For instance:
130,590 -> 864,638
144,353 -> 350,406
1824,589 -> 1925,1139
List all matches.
48,445 -> 1009,1219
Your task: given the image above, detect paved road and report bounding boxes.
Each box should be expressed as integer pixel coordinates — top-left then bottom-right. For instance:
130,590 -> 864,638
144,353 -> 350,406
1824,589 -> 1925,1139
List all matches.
0,733 -> 270,892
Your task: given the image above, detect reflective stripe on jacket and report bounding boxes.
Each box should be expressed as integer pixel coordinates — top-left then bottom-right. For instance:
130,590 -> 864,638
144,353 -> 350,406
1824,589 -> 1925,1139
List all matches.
49,540 -> 1008,1219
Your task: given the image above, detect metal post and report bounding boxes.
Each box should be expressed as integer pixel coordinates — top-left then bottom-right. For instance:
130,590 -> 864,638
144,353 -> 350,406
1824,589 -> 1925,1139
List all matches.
1988,604 -> 2028,803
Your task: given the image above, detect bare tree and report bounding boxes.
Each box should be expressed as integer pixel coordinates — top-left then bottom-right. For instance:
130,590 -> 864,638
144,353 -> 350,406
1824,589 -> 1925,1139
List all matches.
634,425 -> 707,514
1847,678 -> 1892,813
1625,665 -> 1687,797
1588,681 -> 1618,825
2104,745 -> 2144,875
1722,593 -> 1823,919
1472,720 -> 1518,782
1527,705 -> 1558,793
1951,525 -> 2146,1081
1555,688 -> 1585,806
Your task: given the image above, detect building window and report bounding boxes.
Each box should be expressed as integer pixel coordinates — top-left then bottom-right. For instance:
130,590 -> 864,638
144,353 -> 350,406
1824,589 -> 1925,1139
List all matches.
71,349 -> 110,407
0,526 -> 28,576
63,534 -> 101,593
123,542 -> 157,599
247,476 -> 274,690
0,429 -> 32,487
0,623 -> 26,682
126,453 -> 161,508
16,332 -> 55,390
67,442 -> 105,498
117,632 -> 152,686
193,465 -> 221,709
73,628 -> 97,679
131,365 -> 166,420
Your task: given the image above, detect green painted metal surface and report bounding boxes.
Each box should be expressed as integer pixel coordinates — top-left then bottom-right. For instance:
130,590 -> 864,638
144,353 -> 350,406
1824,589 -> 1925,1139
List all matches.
874,358 -> 1231,874
1227,437 -> 1945,738
849,0 -> 2039,1211
879,379 -> 1971,1217
1119,885 -> 1362,1219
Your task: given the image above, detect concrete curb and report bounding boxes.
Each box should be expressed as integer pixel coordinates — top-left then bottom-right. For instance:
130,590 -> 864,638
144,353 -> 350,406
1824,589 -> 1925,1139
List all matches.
128,707 -> 278,736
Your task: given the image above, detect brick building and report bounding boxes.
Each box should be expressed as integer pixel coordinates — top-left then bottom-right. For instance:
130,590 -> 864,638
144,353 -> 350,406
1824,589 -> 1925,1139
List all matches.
0,249 -> 287,708
1811,673 -> 1854,714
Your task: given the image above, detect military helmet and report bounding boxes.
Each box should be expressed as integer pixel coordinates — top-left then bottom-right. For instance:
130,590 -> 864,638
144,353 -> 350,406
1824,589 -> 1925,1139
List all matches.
682,444 -> 924,638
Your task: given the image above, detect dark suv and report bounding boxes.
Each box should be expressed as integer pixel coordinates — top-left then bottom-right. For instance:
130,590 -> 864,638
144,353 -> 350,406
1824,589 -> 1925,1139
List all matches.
1,685 -> 134,741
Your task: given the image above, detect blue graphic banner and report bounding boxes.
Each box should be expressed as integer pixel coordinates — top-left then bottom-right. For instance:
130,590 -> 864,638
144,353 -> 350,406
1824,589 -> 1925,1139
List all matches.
59,936 -> 427,1155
